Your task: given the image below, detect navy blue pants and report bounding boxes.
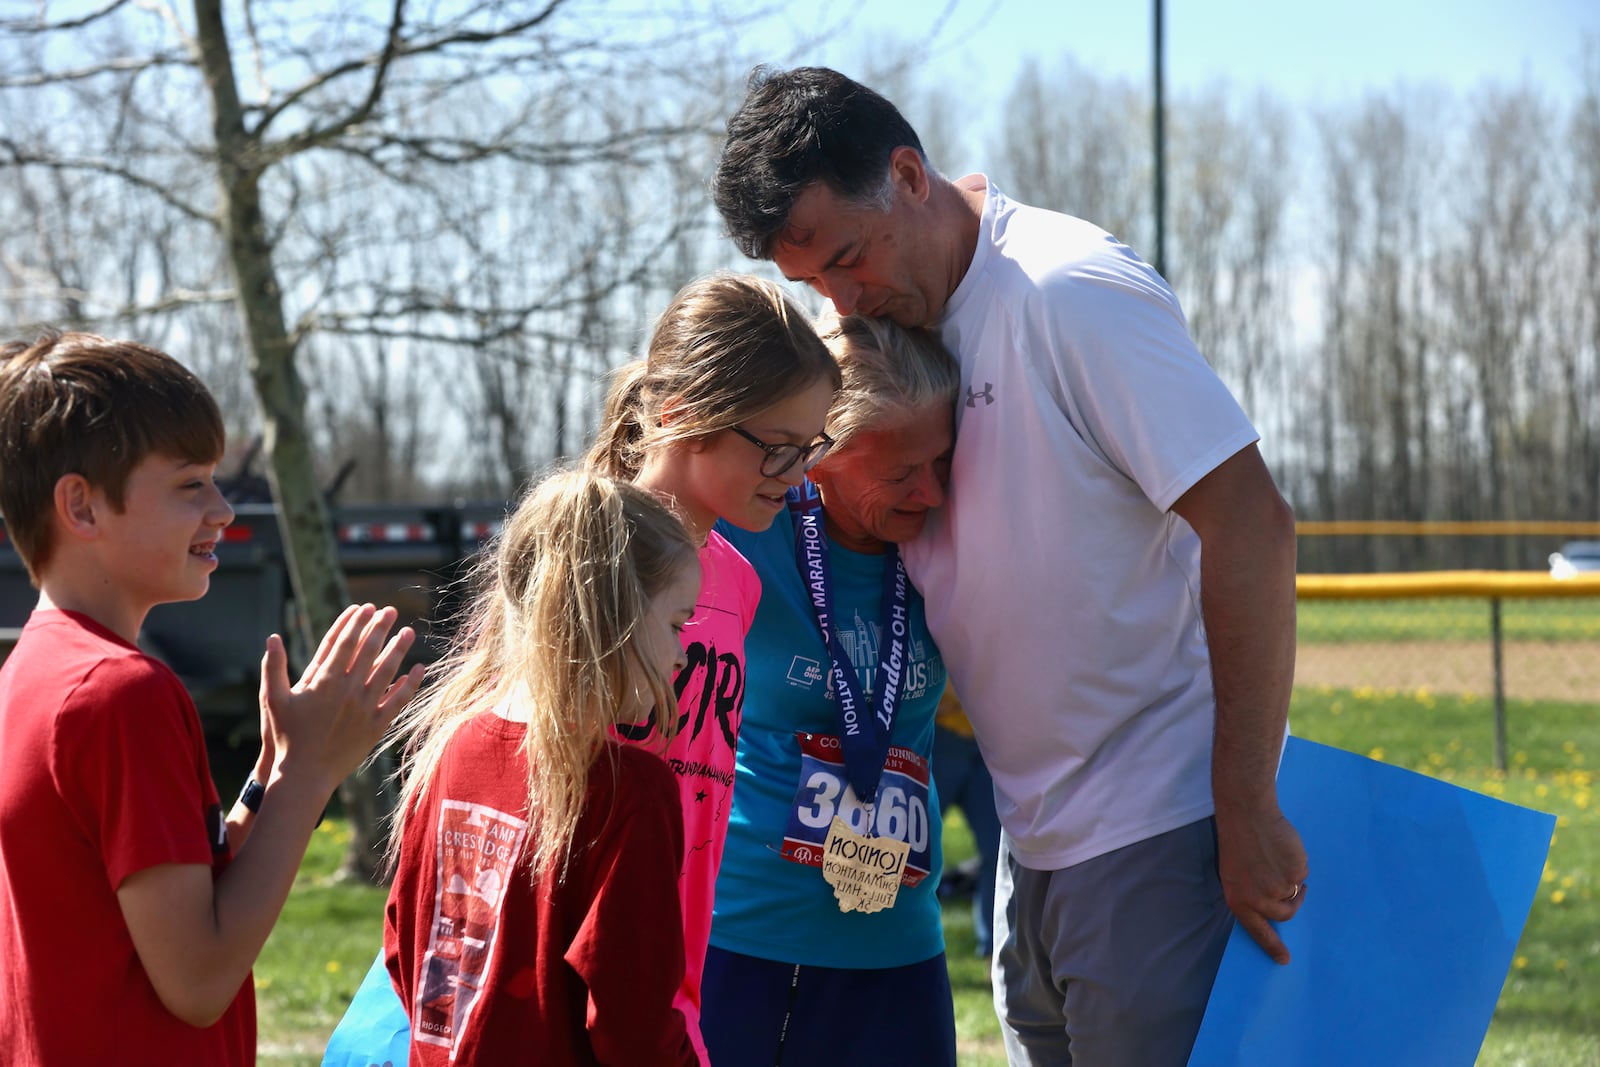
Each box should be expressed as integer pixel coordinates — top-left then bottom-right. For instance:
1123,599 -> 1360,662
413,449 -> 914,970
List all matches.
700,945 -> 957,1067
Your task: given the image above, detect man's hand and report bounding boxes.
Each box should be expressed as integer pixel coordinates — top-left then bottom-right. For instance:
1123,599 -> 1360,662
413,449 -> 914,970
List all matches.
1215,802 -> 1308,964
259,603 -> 425,794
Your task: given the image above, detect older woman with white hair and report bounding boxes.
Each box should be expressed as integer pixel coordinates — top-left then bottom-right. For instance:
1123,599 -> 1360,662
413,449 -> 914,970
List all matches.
701,314 -> 961,1067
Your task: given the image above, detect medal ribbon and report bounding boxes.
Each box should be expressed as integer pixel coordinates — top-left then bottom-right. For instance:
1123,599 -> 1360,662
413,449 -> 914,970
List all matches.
787,480 -> 909,807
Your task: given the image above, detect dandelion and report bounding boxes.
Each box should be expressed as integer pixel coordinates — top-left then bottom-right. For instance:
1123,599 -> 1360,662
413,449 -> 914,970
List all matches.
1523,768 -> 1538,781
1542,867 -> 1556,883
1575,792 -> 1591,810
1428,752 -> 1446,767
1330,701 -> 1343,716
1355,686 -> 1376,701
1367,747 -> 1385,762
1556,959 -> 1568,972
255,976 -> 273,989
1535,784 -> 1550,798
1563,741 -> 1578,754
1551,890 -> 1566,904
326,960 -> 341,974
1514,956 -> 1528,969
1448,739 -> 1462,753
1513,751 -> 1528,765
1561,875 -> 1576,889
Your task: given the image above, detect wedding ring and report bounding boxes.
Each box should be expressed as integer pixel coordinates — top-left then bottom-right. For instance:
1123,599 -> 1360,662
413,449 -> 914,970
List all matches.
1286,882 -> 1302,903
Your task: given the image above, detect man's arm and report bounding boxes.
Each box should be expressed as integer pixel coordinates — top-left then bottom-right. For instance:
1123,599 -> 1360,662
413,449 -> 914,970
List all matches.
1171,443 -> 1307,964
118,605 -> 424,1026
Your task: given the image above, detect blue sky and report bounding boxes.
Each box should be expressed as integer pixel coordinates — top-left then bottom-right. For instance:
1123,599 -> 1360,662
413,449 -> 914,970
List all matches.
761,0 -> 1598,106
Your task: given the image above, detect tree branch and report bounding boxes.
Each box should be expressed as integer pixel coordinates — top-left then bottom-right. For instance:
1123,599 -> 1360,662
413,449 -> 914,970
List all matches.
0,54 -> 189,89
0,140 -> 217,225
0,0 -> 131,34
254,0 -> 570,159
0,284 -> 234,321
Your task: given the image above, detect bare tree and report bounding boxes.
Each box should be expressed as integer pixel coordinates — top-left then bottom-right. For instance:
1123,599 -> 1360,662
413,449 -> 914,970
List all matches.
991,57 -> 1150,255
1436,85 -> 1561,560
0,0 -> 762,880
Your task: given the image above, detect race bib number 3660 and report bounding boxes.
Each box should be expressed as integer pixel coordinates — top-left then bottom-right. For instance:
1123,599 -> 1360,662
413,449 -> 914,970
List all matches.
780,732 -> 931,887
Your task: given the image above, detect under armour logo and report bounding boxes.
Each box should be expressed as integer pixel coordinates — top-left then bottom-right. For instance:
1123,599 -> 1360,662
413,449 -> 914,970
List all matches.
966,383 -> 995,408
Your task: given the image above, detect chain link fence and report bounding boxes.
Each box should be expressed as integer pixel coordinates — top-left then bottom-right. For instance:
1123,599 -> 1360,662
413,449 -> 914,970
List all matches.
1293,571 -> 1600,768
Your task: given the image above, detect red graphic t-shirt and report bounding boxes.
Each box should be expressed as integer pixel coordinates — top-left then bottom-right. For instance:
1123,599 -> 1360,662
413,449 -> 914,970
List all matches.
386,716 -> 696,1066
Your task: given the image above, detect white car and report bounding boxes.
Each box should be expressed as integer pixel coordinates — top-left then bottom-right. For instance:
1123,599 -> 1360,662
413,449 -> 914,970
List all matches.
1549,541 -> 1600,578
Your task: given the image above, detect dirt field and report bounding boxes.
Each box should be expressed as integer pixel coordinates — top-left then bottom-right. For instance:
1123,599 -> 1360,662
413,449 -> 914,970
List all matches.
1295,640 -> 1600,704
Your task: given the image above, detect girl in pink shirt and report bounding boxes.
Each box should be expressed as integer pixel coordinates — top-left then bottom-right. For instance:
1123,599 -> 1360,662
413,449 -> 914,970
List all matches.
587,273 -> 840,1061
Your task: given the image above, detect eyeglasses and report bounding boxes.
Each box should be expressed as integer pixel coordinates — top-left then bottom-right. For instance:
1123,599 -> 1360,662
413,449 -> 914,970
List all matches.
729,425 -> 835,478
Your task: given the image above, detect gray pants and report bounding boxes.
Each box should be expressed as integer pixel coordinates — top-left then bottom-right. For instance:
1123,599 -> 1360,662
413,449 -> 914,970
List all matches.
993,818 -> 1234,1067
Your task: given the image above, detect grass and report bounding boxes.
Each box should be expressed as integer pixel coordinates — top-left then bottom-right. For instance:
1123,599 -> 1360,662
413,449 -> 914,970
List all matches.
253,683 -> 1598,1066
1297,596 -> 1600,643
256,823 -> 388,1065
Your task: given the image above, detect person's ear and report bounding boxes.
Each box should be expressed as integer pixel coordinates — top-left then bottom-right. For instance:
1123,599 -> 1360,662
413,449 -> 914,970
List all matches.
660,397 -> 713,453
659,395 -> 686,428
53,474 -> 100,542
889,145 -> 930,203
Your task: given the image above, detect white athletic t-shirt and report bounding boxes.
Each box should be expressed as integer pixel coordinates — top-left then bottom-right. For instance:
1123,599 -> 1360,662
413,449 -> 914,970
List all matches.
902,179 -> 1261,871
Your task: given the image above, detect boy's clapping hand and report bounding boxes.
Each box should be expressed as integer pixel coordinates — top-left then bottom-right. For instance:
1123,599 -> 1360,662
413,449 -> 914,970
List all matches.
259,603 -> 425,793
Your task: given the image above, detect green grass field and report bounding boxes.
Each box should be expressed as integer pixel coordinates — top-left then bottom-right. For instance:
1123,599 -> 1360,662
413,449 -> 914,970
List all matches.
255,681 -> 1598,1065
1297,596 -> 1600,643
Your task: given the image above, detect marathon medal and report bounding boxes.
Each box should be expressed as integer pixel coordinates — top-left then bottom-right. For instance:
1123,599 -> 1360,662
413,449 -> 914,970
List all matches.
787,481 -> 911,912
822,816 -> 911,914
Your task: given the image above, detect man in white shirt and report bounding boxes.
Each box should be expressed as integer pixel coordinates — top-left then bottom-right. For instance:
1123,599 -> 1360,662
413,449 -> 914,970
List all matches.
714,66 -> 1306,1066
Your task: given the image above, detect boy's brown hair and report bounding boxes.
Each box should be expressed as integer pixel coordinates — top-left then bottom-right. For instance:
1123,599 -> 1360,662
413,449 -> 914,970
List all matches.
0,329 -> 226,584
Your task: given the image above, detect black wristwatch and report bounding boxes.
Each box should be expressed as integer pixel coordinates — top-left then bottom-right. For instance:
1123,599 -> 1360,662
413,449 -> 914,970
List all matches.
238,778 -> 266,814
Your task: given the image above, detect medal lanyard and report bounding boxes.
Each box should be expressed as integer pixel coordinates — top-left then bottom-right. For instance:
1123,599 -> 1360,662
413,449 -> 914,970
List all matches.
787,480 -> 909,806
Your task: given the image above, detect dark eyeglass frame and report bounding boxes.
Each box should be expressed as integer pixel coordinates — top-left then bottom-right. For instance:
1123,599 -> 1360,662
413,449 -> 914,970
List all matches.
729,425 -> 835,478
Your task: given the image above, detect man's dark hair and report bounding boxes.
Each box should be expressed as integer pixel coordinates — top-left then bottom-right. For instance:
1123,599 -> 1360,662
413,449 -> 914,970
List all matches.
714,66 -> 924,260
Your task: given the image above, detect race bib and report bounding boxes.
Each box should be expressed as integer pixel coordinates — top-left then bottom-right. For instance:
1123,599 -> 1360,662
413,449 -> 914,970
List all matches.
780,732 -> 932,888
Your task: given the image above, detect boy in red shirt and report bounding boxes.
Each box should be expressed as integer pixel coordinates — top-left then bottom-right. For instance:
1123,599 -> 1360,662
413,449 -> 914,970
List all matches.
0,330 -> 425,1065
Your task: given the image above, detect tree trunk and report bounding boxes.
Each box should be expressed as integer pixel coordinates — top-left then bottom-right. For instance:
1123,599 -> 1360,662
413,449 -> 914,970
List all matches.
192,0 -> 389,884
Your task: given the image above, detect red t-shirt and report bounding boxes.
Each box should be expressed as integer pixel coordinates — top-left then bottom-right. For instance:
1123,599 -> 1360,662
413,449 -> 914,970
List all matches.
385,715 -> 697,1066
0,609 -> 254,1065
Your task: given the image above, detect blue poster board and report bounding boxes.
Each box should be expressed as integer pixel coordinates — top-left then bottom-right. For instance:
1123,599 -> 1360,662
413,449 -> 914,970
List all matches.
1188,737 -> 1555,1067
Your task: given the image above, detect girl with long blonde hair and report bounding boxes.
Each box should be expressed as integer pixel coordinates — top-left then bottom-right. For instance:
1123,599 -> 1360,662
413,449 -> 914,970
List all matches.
382,469 -> 702,1065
